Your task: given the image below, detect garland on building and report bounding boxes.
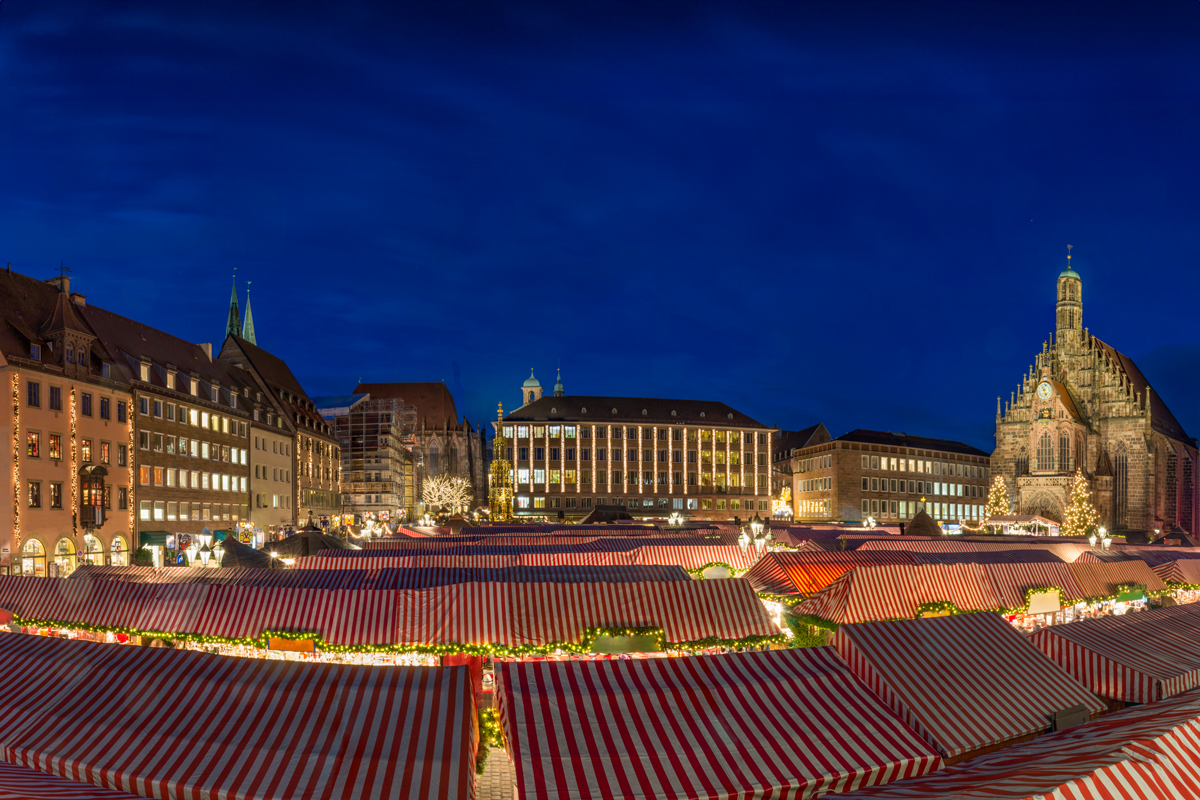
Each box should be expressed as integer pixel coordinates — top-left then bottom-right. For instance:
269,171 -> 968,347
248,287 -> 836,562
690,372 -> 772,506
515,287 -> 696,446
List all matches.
983,474 -> 1011,532
1060,469 -> 1101,539
12,374 -> 21,550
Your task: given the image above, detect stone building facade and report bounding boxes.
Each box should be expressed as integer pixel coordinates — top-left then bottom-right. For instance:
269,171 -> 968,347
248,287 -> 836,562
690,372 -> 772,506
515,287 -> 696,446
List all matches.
991,258 -> 1198,533
782,428 -> 990,524
497,385 -> 776,521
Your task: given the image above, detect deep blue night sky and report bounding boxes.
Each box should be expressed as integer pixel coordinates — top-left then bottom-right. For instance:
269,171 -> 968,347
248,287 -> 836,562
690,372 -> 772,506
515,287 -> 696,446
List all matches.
3,1 -> 1199,450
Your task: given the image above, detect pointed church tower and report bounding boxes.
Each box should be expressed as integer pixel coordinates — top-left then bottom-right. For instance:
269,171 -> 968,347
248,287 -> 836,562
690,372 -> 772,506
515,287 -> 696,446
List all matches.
553,367 -> 564,397
1056,245 -> 1082,343
520,369 -> 542,408
241,283 -> 257,344
226,274 -> 242,339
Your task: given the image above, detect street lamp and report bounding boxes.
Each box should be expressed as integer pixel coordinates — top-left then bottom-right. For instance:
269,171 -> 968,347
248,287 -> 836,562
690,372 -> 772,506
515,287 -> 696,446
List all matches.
737,527 -> 751,554
668,512 -> 682,527
1088,533 -> 1097,548
1100,527 -> 1110,551
750,513 -> 764,538
212,539 -> 224,567
198,543 -> 211,567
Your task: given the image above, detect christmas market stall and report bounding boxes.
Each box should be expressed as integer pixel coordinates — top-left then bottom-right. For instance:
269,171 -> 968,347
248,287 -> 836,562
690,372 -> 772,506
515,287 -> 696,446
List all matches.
1029,606 -> 1200,705
831,614 -> 1107,763
1066,561 -> 1169,616
1149,556 -> 1200,604
496,647 -> 942,800
0,633 -> 480,800
831,690 -> 1200,800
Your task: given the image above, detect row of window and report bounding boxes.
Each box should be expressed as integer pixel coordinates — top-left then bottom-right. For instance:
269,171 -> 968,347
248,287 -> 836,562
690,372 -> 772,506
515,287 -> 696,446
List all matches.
139,431 -> 248,466
141,398 -> 247,438
796,454 -> 833,472
26,481 -> 128,510
514,468 -> 769,488
253,435 -> 292,456
138,466 -> 246,493
253,465 -> 292,483
26,381 -> 127,421
26,432 -> 126,466
799,477 -> 831,493
138,500 -> 248,522
861,454 -> 987,479
863,499 -> 984,521
514,496 -> 772,512
861,478 -> 981,498
798,500 -> 831,517
505,425 -> 770,445
254,493 -> 292,509
509,446 -> 767,466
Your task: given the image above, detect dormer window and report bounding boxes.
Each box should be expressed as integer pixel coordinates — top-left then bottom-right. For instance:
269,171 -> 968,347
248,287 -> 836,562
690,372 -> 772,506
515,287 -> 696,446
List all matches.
166,371 -> 176,390
190,377 -> 199,395
101,363 -> 111,378
30,345 -> 40,361
139,362 -> 150,382
230,393 -> 238,409
67,349 -> 76,365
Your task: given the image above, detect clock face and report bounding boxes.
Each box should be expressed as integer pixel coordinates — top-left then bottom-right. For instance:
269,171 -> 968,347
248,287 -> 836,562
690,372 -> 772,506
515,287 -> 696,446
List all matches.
1037,381 -> 1053,401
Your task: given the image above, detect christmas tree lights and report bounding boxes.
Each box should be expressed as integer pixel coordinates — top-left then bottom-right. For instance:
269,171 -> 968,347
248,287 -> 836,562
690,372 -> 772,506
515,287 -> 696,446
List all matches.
983,474 -> 1011,532
1060,469 -> 1100,539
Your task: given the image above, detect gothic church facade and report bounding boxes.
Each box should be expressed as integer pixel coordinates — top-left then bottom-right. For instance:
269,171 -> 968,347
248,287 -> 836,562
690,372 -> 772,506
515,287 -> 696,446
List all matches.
992,258 -> 1198,534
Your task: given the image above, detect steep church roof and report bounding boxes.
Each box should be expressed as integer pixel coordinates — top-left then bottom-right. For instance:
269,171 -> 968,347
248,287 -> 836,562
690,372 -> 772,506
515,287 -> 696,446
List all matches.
1091,336 -> 1191,444
354,381 -> 466,430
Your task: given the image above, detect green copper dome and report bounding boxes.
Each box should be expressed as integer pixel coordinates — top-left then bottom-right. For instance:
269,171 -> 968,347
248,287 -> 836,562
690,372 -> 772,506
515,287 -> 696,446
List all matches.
522,369 -> 541,388
1059,267 -> 1080,280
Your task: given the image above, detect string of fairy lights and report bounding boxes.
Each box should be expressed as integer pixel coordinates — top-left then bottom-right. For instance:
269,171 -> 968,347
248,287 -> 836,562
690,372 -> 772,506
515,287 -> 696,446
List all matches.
11,374 -> 21,550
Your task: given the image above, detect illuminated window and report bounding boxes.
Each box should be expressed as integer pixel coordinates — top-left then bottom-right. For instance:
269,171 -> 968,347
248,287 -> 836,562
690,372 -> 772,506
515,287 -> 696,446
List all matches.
26,431 -> 39,457
533,497 -> 545,509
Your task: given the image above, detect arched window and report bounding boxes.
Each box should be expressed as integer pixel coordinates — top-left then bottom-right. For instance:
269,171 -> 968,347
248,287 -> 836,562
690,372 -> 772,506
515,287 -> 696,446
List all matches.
1183,458 -> 1195,533
1037,433 -> 1054,471
528,391 -> 535,404
54,538 -> 77,576
1115,443 -> 1128,528
111,536 -> 128,567
1059,432 -> 1070,472
1016,447 -> 1028,478
20,538 -> 46,577
1068,310 -> 1074,328
83,534 -> 103,567
429,445 -> 440,476
1075,435 -> 1084,473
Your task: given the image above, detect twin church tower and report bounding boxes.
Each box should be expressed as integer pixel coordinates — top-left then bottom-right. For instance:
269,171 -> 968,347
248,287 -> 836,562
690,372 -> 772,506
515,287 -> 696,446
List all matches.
224,275 -> 257,345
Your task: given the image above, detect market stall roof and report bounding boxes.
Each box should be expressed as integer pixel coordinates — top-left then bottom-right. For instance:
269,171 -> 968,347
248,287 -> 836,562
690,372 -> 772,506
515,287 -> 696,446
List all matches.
743,551 -> 917,598
832,614 -> 1107,759
1067,560 -> 1168,600
219,535 -> 274,569
831,689 -> 1200,799
497,647 -> 942,800
0,762 -> 144,799
1152,557 -> 1200,585
0,634 -> 478,800
1030,607 -> 1200,703
902,509 -> 941,537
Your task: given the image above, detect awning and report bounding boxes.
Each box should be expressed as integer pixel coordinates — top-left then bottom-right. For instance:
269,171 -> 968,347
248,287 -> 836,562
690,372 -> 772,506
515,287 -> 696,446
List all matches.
832,613 -> 1107,759
138,531 -> 170,547
0,633 -> 479,800
498,647 -> 942,799
0,761 -> 142,799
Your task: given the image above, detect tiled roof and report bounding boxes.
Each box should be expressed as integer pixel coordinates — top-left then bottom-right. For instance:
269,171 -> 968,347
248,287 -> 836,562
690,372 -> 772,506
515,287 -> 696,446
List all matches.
834,428 -> 990,458
220,335 -> 330,434
354,382 -> 466,430
774,424 -> 829,458
1092,336 -> 1192,444
503,395 -> 771,429
0,269 -> 111,364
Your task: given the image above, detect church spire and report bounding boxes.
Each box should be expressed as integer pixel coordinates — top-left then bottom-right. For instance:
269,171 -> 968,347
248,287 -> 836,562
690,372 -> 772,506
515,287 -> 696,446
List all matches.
241,281 -> 257,345
226,269 -> 242,339
553,366 -> 564,397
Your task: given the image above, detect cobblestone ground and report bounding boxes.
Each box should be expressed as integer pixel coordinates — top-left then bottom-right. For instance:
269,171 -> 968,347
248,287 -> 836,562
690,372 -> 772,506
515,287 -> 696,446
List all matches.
477,749 -> 516,800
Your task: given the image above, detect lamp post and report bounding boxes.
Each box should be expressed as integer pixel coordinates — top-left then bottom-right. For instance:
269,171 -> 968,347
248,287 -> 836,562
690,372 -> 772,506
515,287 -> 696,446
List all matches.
750,513 -> 764,539
212,539 -> 224,567
668,512 -> 682,527
1088,533 -> 1097,548
1100,526 -> 1110,551
737,527 -> 751,555
198,543 -> 211,567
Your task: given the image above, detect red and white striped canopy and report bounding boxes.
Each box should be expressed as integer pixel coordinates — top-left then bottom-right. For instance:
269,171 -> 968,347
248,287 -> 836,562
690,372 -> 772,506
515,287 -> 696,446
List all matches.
832,613 -> 1106,758
1031,605 -> 1200,703
497,647 -> 942,800
793,563 -> 1007,624
1154,557 -> 1200,586
1068,561 -> 1168,599
743,551 -> 916,597
0,634 -> 478,800
833,689 -> 1200,799
0,576 -> 776,652
0,762 -> 142,799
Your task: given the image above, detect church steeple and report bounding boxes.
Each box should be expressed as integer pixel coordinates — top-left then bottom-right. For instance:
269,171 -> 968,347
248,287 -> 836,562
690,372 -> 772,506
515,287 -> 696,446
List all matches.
553,367 -> 564,397
226,270 -> 242,339
1056,245 -> 1082,340
241,282 -> 257,344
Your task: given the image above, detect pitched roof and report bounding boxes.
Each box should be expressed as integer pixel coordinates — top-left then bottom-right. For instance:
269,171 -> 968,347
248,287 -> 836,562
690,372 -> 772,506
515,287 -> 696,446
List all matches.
774,423 -> 829,458
0,269 -> 99,361
834,429 -> 990,458
503,395 -> 770,428
42,290 -> 92,338
354,382 -> 464,429
1092,336 -> 1192,444
77,299 -> 256,397
220,335 -> 331,435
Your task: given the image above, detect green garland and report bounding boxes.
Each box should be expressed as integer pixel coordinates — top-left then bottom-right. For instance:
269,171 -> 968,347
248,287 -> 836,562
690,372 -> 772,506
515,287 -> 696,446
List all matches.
687,562 -> 746,578
1166,582 -> 1200,591
479,707 -> 502,747
757,591 -> 804,606
12,616 -> 784,657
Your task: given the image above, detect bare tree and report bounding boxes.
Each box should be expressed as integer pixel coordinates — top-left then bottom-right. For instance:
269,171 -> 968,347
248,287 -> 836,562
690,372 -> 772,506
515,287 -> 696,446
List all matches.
422,475 -> 473,513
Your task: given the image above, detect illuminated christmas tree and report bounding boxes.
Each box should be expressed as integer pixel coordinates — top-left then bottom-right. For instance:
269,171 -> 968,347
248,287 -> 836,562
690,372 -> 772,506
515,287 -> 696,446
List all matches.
1060,469 -> 1101,539
983,474 -> 1011,532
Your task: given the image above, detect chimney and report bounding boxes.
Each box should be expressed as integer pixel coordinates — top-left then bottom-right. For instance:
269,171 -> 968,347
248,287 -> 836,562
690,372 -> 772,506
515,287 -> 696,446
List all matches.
70,292 -> 87,307
199,343 -> 212,360
45,275 -> 70,295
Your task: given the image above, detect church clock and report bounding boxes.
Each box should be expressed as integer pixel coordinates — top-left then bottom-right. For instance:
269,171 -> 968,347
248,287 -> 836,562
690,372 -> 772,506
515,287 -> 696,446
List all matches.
1037,381 -> 1053,401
